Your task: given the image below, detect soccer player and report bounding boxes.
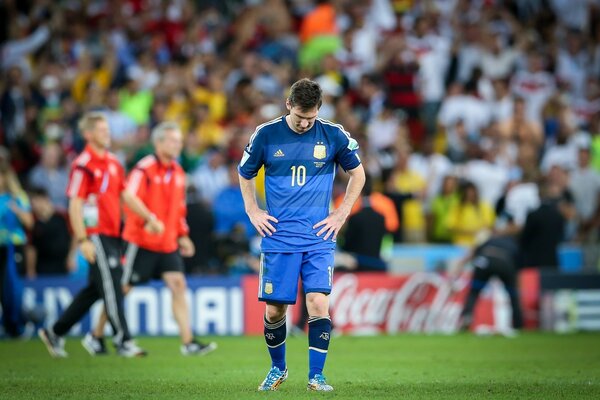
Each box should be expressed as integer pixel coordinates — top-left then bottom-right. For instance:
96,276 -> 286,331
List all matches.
88,122 -> 217,356
38,112 -> 163,357
238,78 -> 365,391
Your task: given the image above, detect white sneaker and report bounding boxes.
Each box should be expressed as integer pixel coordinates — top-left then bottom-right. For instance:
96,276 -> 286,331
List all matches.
117,340 -> 147,357
180,340 -> 217,356
81,333 -> 108,356
38,328 -> 68,358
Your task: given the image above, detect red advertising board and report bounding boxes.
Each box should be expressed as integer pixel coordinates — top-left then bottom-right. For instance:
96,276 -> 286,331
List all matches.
243,270 -> 539,334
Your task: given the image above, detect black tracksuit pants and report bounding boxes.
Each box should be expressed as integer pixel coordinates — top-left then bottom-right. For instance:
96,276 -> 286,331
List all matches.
461,254 -> 524,329
52,235 -> 131,343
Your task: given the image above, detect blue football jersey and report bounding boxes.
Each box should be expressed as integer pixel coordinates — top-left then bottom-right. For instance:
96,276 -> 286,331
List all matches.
238,116 -> 361,252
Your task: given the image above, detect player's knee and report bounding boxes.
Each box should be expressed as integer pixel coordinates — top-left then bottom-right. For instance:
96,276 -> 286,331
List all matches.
166,275 -> 187,294
306,293 -> 329,316
265,304 -> 286,322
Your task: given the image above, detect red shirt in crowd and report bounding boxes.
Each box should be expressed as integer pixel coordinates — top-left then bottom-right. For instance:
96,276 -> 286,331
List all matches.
66,145 -> 125,238
122,154 -> 188,253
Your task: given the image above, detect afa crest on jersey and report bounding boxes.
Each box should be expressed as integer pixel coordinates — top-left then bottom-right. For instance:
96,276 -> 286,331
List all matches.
264,282 -> 273,295
313,144 -> 326,159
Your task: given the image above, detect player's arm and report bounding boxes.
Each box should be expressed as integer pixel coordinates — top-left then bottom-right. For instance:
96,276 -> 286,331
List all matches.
177,183 -> 194,257
314,164 -> 366,241
239,174 -> 278,237
120,189 -> 164,234
66,166 -> 96,263
68,196 -> 96,263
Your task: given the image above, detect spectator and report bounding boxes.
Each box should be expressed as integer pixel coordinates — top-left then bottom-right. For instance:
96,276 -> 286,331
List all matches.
386,148 -> 427,243
446,181 -> 495,246
520,180 -> 571,269
569,145 -> 600,269
0,155 -> 34,337
497,97 -> 544,150
189,148 -> 229,205
183,186 -> 217,275
339,175 -> 388,271
213,161 -> 254,241
1,66 -> 32,146
428,175 -> 459,243
26,187 -> 73,277
27,142 -> 69,211
511,52 -> 556,124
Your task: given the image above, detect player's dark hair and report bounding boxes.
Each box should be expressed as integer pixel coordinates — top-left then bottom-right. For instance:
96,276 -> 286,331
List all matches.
288,78 -> 322,111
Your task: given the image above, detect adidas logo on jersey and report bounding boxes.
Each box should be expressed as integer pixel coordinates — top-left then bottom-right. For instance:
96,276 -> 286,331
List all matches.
274,149 -> 285,157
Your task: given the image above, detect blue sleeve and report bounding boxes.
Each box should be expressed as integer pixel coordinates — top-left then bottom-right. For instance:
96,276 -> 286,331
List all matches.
16,194 -> 31,211
238,129 -> 266,179
334,129 -> 361,172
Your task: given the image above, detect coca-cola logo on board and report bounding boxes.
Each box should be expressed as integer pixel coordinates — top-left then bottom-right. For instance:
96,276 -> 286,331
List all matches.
329,273 -> 467,334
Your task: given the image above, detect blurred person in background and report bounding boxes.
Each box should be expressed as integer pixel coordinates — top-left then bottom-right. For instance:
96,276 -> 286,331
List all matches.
427,174 -> 459,243
26,187 -> 73,278
386,148 -> 426,243
27,141 -> 69,211
568,145 -> 600,270
213,160 -> 256,273
497,97 -> 544,151
183,185 -> 218,275
511,52 -> 556,125
337,174 -> 389,272
92,122 -> 217,356
190,148 -> 229,205
1,66 -> 34,146
520,176 -> 574,269
0,151 -> 34,337
446,181 -> 495,246
452,233 -> 524,335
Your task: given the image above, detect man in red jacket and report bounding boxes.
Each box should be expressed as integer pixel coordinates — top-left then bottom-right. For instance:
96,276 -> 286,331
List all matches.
38,112 -> 163,358
89,121 -> 216,356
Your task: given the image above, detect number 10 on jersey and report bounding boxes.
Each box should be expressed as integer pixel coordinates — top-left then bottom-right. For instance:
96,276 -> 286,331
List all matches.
290,165 -> 306,187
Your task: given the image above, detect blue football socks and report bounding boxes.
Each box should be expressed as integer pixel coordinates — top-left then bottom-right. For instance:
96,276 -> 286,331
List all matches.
308,316 -> 332,379
264,315 -> 287,371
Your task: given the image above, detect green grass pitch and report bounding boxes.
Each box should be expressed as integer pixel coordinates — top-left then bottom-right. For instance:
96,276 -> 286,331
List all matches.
1,333 -> 599,399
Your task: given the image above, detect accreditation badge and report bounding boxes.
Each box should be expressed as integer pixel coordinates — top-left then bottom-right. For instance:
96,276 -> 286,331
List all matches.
313,144 -> 326,159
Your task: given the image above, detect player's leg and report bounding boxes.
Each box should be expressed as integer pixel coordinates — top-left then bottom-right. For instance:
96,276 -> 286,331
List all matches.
258,301 -> 289,391
257,252 -> 300,391
460,255 -> 493,331
161,263 -> 217,355
495,261 -> 523,330
86,241 -> 140,355
302,251 -> 334,391
163,272 -> 193,343
39,283 -> 99,357
84,284 -> 132,356
91,236 -> 144,357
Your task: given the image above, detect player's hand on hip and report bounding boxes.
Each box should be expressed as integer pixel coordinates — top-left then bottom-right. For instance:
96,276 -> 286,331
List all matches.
248,208 -> 278,237
314,209 -> 348,241
178,236 -> 195,257
79,239 -> 96,264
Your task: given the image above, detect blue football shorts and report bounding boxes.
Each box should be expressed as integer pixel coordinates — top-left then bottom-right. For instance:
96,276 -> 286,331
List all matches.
258,250 -> 335,304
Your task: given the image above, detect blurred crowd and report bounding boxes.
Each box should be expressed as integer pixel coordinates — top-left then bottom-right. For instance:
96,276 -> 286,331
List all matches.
1,0 -> 600,278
